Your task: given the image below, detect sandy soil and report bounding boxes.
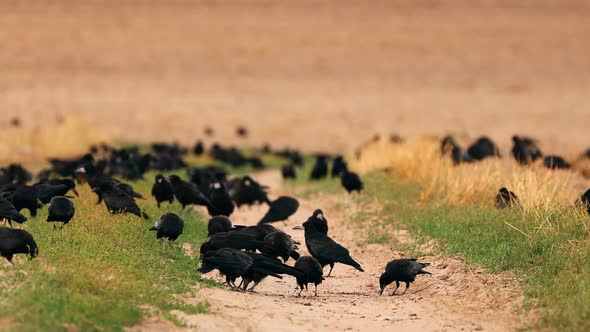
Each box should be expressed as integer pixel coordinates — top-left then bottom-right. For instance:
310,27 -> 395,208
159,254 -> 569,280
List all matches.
132,169 -> 528,331
1,0 -> 590,160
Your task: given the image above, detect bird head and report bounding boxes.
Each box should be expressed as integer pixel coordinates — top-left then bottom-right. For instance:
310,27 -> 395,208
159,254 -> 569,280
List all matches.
499,187 -> 509,195
312,209 -> 325,221
168,175 -> 181,184
378,273 -> 388,295
155,174 -> 166,184
29,245 -> 39,259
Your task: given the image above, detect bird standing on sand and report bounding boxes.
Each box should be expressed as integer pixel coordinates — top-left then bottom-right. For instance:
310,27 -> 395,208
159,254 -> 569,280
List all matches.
379,259 -> 431,296
294,256 -> 324,296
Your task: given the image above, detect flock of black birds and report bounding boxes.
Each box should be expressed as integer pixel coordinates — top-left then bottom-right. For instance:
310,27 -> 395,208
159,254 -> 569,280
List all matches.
441,135 -> 590,212
0,131 -> 431,298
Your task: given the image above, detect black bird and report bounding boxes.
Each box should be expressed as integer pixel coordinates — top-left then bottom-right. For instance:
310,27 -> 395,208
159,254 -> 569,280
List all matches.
512,136 -> 542,165
151,174 -> 174,208
310,155 -> 328,180
208,215 -> 234,236
0,196 -> 27,227
227,176 -> 271,207
168,175 -> 211,209
579,189 -> 590,215
341,171 -> 363,193
281,164 -> 297,180
296,209 -> 328,235
207,181 -> 235,217
193,140 -> 205,156
34,178 -> 79,202
466,136 -> 501,161
543,155 -> 571,169
379,259 -> 431,296
0,164 -> 32,185
230,224 -> 280,241
258,196 -> 299,224
198,248 -> 253,288
92,183 -> 149,219
149,213 -> 184,243
495,187 -> 519,209
440,136 -> 474,165
1,186 -> 41,217
240,251 -> 303,292
260,231 -> 300,262
202,231 -> 267,253
331,156 -> 348,177
0,227 -> 38,265
47,196 -> 75,229
294,256 -> 324,296
302,217 -> 364,276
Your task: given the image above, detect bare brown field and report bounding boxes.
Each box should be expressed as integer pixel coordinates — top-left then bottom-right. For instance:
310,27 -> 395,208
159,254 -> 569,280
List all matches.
1,0 -> 589,160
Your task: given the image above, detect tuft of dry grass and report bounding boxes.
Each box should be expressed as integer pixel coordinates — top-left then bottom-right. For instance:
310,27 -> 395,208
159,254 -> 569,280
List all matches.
0,113 -> 110,163
350,136 -> 586,213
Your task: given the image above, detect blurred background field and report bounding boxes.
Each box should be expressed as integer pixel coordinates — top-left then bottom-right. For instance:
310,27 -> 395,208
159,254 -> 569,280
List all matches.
1,0 -> 589,161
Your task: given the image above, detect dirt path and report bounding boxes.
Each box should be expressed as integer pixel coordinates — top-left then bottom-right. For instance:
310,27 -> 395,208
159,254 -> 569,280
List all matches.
144,170 -> 527,331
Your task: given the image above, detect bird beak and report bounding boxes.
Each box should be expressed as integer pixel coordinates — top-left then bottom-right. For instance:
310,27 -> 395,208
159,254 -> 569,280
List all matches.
75,167 -> 86,174
91,187 -> 99,193
292,225 -> 303,230
72,188 -> 79,197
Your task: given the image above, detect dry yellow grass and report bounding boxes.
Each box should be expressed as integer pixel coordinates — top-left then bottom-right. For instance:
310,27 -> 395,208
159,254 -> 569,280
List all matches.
1,113 -> 110,163
350,137 -> 587,213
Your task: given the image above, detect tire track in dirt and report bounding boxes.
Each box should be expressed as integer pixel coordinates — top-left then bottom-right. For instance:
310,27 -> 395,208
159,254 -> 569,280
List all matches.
132,170 -> 528,332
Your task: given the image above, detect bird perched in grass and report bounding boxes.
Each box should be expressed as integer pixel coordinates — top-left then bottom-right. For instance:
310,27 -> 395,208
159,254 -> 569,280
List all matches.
495,187 -> 519,209
207,181 -> 235,217
579,189 -> 590,215
466,136 -> 501,161
198,248 -> 253,289
149,213 -> 184,243
168,175 -> 211,209
47,196 -> 75,229
543,155 -> 570,169
193,140 -> 205,156
258,196 -> 299,224
310,155 -> 328,180
331,156 -> 348,177
302,217 -> 364,276
281,165 -> 296,179
512,136 -> 542,165
0,227 -> 38,265
0,196 -> 27,228
341,170 -> 363,193
1,185 -> 41,218
208,215 -> 234,236
260,231 -> 300,262
379,259 -> 431,296
294,256 -> 324,296
151,174 -> 174,208
92,183 -> 149,219
33,178 -> 78,203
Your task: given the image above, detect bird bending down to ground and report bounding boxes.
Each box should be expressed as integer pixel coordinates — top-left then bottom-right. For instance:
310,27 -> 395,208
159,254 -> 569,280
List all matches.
240,251 -> 303,292
0,196 -> 27,227
47,196 -> 75,229
168,175 -> 211,209
495,187 -> 519,209
0,227 -> 38,265
260,231 -> 300,262
379,259 -> 431,296
149,213 -> 184,244
207,215 -> 234,236
198,248 -> 253,289
302,217 -> 364,276
294,256 -> 324,296
92,183 -> 149,219
258,196 -> 299,224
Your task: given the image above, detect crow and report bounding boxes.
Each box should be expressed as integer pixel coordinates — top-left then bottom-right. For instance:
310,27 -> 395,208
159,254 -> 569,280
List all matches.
149,213 -> 184,243
230,224 -> 280,241
260,231 -> 300,262
0,164 -> 32,185
34,178 -> 79,201
227,176 -> 270,207
295,209 -> 328,235
49,154 -> 94,177
168,175 -> 211,209
202,231 -> 267,253
466,136 -> 501,161
207,181 -> 235,217
0,227 -> 38,265
151,174 -> 174,208
1,185 -> 41,217
208,215 -> 234,236
440,136 -> 474,165
495,187 -> 519,209
0,196 -> 27,227
47,196 -> 75,229
240,251 -> 303,292
579,189 -> 590,215
512,136 -> 542,165
379,259 -> 431,296
543,155 -> 571,169
281,164 -> 296,179
258,196 -> 299,224
302,217 -> 364,276
341,171 -> 363,193
310,155 -> 328,180
331,156 -> 348,177
193,140 -> 205,155
198,248 -> 252,289
92,183 -> 149,219
294,256 -> 324,296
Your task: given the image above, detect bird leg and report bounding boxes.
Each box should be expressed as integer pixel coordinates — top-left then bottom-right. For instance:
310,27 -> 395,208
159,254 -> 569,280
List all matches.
298,286 -> 304,297
327,263 -> 335,277
391,281 -> 400,296
52,224 -> 57,231
248,281 -> 260,292
401,282 -> 410,295
168,240 -> 173,249
314,284 -> 318,297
